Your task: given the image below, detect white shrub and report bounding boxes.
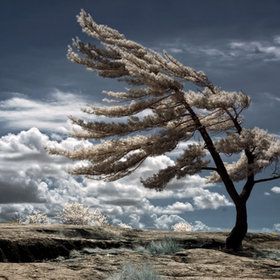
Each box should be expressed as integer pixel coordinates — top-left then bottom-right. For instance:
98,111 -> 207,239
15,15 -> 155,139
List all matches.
24,212 -> 49,224
118,223 -> 132,229
61,202 -> 108,226
172,222 -> 192,232
92,208 -> 108,226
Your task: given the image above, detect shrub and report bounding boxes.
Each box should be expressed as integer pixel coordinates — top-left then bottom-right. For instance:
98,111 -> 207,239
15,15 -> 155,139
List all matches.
172,222 -> 192,232
61,202 -> 108,226
146,237 -> 181,256
118,223 -> 132,229
255,249 -> 280,261
23,212 -> 49,224
107,263 -> 161,280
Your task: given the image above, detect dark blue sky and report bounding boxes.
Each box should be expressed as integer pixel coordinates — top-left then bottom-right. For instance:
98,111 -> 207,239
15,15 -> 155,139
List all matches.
0,0 -> 279,230
1,0 -> 280,131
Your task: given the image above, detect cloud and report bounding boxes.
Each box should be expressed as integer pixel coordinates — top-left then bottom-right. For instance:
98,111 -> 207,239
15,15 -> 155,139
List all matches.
152,214 -> 186,230
0,90 -> 88,133
159,42 -> 226,59
158,34 -> 280,66
0,127 -> 234,228
229,38 -> 280,61
273,223 -> 280,232
192,220 -> 210,231
193,190 -> 232,209
271,186 -> 280,194
0,204 -> 35,222
274,36 -> 280,45
0,127 -> 85,206
168,47 -> 184,54
166,202 -> 194,213
150,215 -> 214,231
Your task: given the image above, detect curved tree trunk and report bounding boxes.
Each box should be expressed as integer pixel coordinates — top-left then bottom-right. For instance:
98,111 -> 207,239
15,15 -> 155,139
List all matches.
226,202 -> 248,250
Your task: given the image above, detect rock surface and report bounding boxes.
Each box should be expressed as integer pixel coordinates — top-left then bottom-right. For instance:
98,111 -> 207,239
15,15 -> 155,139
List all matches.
0,224 -> 279,279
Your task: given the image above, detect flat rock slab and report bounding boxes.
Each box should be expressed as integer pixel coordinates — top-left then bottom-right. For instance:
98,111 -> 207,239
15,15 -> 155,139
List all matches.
0,224 -> 279,279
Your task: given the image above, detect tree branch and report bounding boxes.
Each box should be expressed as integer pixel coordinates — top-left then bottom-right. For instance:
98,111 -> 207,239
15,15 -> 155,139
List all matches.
254,175 -> 280,184
201,167 -> 217,171
207,86 -> 256,204
239,150 -> 255,202
176,90 -> 241,204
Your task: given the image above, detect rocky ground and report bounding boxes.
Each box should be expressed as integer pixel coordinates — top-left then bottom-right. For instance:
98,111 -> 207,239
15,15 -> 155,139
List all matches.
0,224 -> 279,279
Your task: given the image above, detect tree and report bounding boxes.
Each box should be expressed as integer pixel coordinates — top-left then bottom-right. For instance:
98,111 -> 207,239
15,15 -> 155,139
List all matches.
49,10 -> 280,250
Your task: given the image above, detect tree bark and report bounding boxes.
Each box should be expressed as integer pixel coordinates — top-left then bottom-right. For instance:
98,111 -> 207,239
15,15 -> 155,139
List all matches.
226,202 -> 248,250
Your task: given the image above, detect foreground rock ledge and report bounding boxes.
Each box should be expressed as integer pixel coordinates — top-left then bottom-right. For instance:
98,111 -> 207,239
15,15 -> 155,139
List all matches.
0,224 -> 279,279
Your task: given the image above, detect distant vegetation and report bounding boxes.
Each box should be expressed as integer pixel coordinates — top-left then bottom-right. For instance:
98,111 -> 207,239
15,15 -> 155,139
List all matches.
20,203 -> 194,233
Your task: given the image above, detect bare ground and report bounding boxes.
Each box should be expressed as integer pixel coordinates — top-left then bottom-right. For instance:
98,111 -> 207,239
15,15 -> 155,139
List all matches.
0,224 -> 279,279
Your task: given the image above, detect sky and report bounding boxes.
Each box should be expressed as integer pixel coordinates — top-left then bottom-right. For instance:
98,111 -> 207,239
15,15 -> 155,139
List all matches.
0,0 -> 279,231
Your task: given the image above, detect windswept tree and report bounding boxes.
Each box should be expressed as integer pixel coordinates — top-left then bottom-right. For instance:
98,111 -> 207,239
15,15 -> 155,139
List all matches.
49,10 -> 280,250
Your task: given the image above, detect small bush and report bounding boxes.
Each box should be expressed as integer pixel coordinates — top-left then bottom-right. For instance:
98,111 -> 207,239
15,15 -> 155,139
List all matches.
255,249 -> 280,261
172,222 -> 192,232
61,202 -> 108,226
118,223 -> 132,229
107,263 -> 161,280
23,212 -> 49,224
146,237 -> 181,256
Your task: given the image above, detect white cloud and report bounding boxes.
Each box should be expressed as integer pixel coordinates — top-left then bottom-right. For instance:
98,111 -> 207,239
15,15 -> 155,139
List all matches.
166,202 -> 194,213
193,190 -> 232,209
168,47 -> 184,54
192,220 -> 210,231
273,223 -> 280,232
0,127 -> 233,228
271,186 -> 280,194
152,214 -> 187,230
151,215 -> 213,231
0,90 -> 88,133
229,38 -> 280,61
0,127 -> 86,206
264,192 -> 271,196
158,34 -> 280,65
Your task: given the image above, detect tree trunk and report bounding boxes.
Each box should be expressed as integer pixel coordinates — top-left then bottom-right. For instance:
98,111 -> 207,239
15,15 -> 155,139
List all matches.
226,202 -> 248,250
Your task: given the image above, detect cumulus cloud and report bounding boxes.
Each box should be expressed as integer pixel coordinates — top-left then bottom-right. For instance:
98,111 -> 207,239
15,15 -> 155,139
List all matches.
151,215 -> 213,231
271,186 -> 280,194
152,214 -> 187,230
0,127 -> 234,228
0,86 -> 233,227
193,190 -> 232,209
166,202 -> 194,213
192,220 -> 210,231
0,128 -> 86,208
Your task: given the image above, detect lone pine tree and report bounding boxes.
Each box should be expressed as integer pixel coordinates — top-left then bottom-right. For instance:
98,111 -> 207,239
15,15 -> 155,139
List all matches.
49,10 -> 280,250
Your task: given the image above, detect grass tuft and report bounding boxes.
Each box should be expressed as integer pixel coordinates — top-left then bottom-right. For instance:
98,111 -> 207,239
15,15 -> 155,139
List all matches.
107,262 -> 161,280
146,237 -> 181,256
